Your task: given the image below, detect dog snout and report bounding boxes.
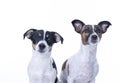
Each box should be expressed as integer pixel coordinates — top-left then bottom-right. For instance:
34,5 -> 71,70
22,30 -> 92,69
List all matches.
91,35 -> 97,40
39,43 -> 46,50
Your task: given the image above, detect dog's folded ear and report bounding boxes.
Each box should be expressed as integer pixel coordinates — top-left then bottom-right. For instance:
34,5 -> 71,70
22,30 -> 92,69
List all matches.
54,32 -> 64,44
98,21 -> 111,33
71,19 -> 85,33
23,29 -> 37,39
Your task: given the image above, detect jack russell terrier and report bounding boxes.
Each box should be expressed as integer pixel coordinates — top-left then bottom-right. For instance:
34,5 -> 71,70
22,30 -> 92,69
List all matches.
60,19 -> 111,83
23,29 -> 63,83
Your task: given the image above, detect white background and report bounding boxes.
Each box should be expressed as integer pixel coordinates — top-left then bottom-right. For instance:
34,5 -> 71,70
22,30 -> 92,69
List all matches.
0,0 -> 120,83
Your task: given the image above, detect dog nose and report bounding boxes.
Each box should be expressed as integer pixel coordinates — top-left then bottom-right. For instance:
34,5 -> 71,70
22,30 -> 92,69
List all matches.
39,43 -> 46,50
92,35 -> 97,40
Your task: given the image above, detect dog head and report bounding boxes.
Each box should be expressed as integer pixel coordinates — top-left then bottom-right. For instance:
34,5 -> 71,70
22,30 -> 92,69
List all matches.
24,29 -> 63,54
72,19 -> 111,45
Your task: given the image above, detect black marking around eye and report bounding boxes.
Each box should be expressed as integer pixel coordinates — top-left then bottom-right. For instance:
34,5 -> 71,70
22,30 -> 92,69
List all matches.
45,31 -> 56,46
94,25 -> 102,34
96,28 -> 101,33
30,30 -> 44,44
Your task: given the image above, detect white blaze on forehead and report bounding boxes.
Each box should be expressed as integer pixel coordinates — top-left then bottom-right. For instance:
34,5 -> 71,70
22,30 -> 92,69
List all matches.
92,25 -> 97,35
92,25 -> 95,32
43,30 -> 46,40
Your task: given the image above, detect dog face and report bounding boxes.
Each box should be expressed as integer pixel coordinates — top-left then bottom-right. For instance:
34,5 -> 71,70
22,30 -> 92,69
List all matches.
72,19 -> 111,45
24,29 -> 63,54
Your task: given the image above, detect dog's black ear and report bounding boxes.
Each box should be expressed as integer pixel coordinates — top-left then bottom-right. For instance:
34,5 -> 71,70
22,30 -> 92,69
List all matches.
98,21 -> 111,33
23,29 -> 37,39
71,19 -> 85,33
54,32 -> 64,44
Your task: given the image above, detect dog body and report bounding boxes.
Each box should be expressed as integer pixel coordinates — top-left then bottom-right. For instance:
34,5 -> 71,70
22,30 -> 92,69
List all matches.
24,29 -> 63,83
60,19 -> 111,83
28,51 -> 57,83
60,44 -> 98,83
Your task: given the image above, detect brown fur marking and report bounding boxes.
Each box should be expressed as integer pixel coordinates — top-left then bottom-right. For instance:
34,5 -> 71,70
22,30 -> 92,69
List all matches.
62,60 -> 68,70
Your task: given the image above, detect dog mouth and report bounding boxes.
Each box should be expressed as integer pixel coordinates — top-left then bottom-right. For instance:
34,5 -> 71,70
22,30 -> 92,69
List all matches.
91,39 -> 98,43
89,38 -> 100,45
38,49 -> 46,53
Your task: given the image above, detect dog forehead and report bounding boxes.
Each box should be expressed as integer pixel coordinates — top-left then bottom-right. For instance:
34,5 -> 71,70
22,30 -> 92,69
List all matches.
83,25 -> 93,30
45,31 -> 54,37
94,25 -> 101,30
32,30 -> 44,38
83,25 -> 101,31
81,25 -> 93,33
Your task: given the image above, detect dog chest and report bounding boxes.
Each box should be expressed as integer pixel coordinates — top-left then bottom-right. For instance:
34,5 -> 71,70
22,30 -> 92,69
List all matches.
28,56 -> 57,83
68,54 -> 99,81
28,56 -> 52,76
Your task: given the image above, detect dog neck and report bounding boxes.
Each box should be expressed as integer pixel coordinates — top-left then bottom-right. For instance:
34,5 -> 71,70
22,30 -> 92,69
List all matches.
30,49 -> 52,71
78,41 -> 98,62
81,44 -> 97,54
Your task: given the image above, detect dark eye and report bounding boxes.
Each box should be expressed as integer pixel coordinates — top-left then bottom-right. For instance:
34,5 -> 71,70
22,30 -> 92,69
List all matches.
84,29 -> 89,33
96,29 -> 101,33
46,38 -> 54,46
31,38 -> 36,44
47,38 -> 51,42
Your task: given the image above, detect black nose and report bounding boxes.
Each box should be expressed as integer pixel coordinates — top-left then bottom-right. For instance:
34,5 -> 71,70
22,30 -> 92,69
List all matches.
39,43 -> 46,50
92,35 -> 97,40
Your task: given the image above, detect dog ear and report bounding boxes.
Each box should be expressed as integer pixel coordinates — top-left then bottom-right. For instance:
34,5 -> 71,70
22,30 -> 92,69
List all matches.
71,19 -> 85,33
23,29 -> 37,39
98,21 -> 111,33
54,32 -> 64,44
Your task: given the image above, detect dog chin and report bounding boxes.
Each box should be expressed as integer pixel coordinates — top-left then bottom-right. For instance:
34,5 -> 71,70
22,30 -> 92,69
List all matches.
88,38 -> 100,46
39,50 -> 46,53
89,41 -> 99,46
38,49 -> 50,54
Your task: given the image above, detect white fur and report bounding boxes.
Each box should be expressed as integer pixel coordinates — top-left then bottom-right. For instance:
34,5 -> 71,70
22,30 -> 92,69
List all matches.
60,43 -> 99,83
28,50 -> 57,83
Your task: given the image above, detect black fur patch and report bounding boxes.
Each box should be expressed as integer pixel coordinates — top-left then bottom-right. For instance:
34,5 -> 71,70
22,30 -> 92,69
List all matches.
52,59 -> 57,71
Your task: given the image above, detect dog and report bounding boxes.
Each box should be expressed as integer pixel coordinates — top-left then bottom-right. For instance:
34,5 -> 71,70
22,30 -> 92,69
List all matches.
23,29 -> 63,83
60,19 -> 111,83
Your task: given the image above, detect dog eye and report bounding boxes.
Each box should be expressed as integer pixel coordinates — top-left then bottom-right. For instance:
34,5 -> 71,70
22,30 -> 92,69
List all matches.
47,38 -> 50,41
96,29 -> 101,33
32,39 -> 36,44
46,38 -> 54,46
84,29 -> 89,33
46,38 -> 51,42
